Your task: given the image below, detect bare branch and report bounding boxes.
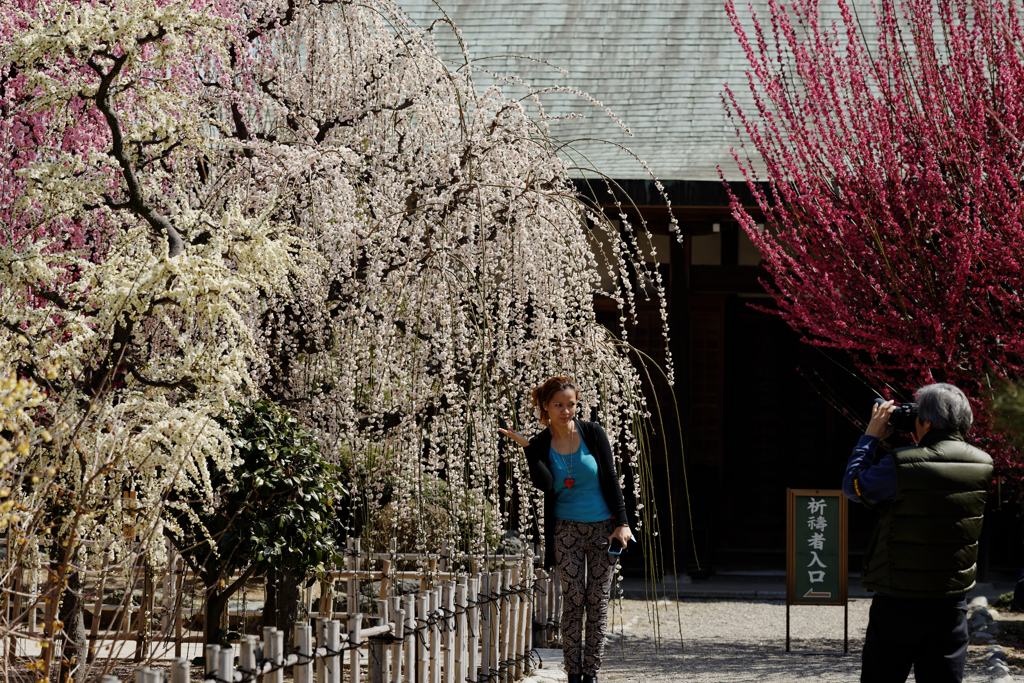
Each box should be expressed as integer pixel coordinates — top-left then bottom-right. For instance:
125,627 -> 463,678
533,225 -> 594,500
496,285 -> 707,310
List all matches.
85,32 -> 186,258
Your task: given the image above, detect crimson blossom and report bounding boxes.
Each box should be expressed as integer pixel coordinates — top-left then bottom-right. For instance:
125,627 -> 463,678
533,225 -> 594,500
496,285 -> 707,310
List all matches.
724,0 -> 1024,479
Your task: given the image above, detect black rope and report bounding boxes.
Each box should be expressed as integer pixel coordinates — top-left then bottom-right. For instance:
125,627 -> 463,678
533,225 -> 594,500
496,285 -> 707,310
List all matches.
413,616 -> 433,648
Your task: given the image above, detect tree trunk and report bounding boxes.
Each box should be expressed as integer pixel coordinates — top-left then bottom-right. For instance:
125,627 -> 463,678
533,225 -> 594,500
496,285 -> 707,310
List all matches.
261,568 -> 277,630
204,587 -> 231,651
57,571 -> 88,683
260,567 -> 300,646
275,568 -> 301,648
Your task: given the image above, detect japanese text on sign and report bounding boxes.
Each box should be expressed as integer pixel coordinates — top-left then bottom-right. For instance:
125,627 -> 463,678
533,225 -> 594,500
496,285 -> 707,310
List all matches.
789,491 -> 843,603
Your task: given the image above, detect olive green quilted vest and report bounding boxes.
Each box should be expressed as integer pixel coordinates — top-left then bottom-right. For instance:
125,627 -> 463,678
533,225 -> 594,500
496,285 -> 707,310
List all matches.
861,430 -> 993,598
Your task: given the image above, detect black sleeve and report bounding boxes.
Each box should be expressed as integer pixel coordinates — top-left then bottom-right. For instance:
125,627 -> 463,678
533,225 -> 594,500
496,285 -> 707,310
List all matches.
590,423 -> 630,528
524,434 -> 554,493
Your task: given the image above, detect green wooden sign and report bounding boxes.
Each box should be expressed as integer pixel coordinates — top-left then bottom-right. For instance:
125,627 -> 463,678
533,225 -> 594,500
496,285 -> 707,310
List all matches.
787,489 -> 848,606
786,489 -> 849,652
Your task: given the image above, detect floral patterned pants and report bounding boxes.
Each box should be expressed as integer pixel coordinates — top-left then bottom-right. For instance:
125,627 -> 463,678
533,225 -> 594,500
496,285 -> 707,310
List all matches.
555,518 -> 617,676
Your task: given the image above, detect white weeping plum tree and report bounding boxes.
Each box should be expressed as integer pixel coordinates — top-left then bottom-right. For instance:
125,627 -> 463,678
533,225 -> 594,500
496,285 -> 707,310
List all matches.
1,0 -> 675,675
249,4 -> 676,562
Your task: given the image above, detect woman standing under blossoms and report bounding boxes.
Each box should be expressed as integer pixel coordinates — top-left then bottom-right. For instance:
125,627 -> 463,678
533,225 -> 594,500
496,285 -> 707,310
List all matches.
499,376 -> 632,683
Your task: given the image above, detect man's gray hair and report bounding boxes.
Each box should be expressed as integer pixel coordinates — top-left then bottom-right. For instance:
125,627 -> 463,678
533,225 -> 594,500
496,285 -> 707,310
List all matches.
914,383 -> 974,433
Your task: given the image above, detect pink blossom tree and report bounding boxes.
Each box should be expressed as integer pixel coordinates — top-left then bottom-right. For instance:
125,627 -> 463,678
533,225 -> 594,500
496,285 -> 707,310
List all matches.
725,0 -> 1024,478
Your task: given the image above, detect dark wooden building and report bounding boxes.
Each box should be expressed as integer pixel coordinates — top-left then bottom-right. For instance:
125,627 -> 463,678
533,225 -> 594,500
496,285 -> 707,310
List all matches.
402,0 -> 1020,576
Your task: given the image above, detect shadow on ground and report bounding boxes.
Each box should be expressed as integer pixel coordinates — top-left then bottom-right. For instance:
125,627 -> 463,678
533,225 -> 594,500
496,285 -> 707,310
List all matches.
601,634 -> 863,682
597,600 -> 994,682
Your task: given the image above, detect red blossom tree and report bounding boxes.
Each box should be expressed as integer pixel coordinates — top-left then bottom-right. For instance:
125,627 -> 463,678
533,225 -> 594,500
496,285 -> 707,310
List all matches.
724,0 -> 1024,480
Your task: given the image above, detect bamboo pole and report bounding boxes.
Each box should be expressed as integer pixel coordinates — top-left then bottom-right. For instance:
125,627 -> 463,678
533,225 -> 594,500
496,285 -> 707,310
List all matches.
346,539 -> 355,621
319,576 -> 332,622
377,599 -> 389,677
479,573 -> 490,680
488,571 -> 501,682
404,594 -> 416,682
174,557 -> 185,658
241,635 -> 257,680
499,570 -> 512,682
348,613 -> 362,683
255,632 -> 266,683
205,644 -> 220,681
379,560 -> 392,602
416,594 -> 429,683
367,618 -> 386,683
295,621 -> 313,683
534,569 -> 546,649
270,626 -> 285,683
429,589 -> 440,683
326,619 -> 342,683
523,585 -> 534,676
219,645 -> 235,683
442,583 -> 454,682
170,658 -> 190,683
315,621 -> 327,683
423,559 -> 436,592
507,568 -> 520,682
455,582 -> 467,683
352,539 -> 362,616
516,567 -> 529,680
390,608 -> 404,683
552,568 -> 562,643
467,576 -> 480,683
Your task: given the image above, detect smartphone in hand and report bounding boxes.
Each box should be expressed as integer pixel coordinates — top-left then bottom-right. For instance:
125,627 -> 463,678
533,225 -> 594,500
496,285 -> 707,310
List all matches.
608,538 -> 624,555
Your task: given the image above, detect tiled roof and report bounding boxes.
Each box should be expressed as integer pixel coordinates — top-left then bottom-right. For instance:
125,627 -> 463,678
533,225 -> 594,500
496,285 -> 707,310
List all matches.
399,0 -> 770,182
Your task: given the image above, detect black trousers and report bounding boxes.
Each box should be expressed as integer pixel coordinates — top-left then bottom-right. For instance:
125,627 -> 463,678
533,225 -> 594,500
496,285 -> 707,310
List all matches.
861,593 -> 969,683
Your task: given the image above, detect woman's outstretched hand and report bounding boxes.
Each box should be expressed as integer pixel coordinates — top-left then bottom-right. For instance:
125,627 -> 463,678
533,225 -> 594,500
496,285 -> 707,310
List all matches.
498,427 -> 529,448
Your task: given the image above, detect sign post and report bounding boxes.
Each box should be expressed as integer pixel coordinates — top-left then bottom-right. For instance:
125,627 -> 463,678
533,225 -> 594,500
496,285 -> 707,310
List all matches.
786,488 -> 848,654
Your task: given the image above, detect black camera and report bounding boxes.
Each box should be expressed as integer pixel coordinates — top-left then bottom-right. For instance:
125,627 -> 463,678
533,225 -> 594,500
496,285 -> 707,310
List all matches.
874,398 -> 919,433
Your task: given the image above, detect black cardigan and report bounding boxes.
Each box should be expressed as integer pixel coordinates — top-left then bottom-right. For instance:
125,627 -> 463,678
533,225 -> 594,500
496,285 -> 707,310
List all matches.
523,419 -> 629,568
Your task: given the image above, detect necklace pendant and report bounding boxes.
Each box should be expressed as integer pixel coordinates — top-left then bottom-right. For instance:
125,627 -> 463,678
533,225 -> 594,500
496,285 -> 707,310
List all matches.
564,478 -> 575,489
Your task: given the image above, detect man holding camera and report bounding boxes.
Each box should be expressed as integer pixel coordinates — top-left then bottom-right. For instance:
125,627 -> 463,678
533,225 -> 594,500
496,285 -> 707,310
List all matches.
843,383 -> 993,683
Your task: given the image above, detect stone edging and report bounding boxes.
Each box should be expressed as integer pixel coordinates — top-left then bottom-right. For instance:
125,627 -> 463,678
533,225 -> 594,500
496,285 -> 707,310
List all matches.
968,596 -> 1015,683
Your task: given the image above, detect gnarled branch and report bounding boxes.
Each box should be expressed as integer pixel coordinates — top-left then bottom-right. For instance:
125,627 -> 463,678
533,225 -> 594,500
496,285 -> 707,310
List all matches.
85,32 -> 185,259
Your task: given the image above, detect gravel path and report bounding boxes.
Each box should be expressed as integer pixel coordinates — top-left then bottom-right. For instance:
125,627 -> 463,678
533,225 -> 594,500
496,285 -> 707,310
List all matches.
594,598 -> 995,682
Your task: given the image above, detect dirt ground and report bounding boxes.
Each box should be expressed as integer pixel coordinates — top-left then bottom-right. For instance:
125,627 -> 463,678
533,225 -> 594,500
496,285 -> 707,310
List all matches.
596,598 -> 1000,682
984,603 -> 1024,669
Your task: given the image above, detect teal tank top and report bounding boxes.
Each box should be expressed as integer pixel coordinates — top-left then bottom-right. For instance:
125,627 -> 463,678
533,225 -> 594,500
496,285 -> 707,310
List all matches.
549,439 -> 613,522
